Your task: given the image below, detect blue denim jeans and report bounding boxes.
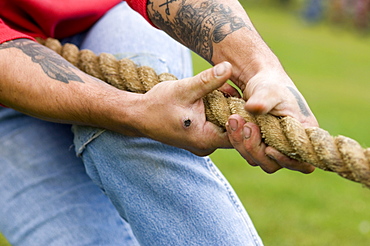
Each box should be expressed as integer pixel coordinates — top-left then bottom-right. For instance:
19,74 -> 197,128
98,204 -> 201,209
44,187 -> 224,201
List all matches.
0,2 -> 263,245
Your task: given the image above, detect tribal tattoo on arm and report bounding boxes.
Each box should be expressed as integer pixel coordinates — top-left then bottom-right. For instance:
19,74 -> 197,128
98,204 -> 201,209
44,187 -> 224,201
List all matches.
147,0 -> 250,63
0,39 -> 83,84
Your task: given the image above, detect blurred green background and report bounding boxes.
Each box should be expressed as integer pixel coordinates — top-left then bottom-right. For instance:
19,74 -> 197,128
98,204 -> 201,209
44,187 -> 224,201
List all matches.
205,2 -> 370,246
1,1 -> 369,245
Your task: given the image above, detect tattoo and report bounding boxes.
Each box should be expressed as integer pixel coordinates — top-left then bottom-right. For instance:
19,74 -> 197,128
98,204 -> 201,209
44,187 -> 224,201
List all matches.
0,39 -> 83,84
287,86 -> 311,117
147,0 -> 249,62
159,0 -> 178,15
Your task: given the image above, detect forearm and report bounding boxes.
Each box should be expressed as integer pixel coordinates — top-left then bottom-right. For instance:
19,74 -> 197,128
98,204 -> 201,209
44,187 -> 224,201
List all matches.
147,0 -> 282,86
0,38 -> 232,155
0,39 -> 141,135
148,0 -> 319,171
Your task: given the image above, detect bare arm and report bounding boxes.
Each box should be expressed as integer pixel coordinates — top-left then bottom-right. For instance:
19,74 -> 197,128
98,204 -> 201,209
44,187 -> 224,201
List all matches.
147,0 -> 316,123
0,39 -> 136,129
147,0 -> 318,173
147,0 -> 276,86
0,39 -> 231,155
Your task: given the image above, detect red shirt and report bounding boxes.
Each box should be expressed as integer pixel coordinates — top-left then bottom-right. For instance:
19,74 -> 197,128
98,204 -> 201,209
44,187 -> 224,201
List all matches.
0,0 -> 150,107
0,0 -> 150,43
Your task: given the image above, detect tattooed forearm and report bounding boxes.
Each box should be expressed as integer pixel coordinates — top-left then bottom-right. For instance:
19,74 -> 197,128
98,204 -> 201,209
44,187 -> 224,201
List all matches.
147,0 -> 249,62
0,39 -> 83,84
159,0 -> 178,15
287,86 -> 311,117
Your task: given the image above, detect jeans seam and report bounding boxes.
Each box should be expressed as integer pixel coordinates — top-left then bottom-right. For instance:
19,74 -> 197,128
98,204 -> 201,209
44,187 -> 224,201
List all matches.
205,158 -> 263,246
206,158 -> 243,212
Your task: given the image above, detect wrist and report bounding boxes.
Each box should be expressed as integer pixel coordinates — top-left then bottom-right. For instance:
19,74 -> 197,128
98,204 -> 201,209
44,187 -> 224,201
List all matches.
212,28 -> 283,88
92,86 -> 146,137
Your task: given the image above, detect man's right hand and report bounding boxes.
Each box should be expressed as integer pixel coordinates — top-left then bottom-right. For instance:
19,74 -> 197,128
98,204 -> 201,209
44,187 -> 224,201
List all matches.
129,62 -> 234,156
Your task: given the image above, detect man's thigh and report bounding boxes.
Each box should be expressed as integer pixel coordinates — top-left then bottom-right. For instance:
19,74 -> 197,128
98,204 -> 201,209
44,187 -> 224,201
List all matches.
0,108 -> 139,246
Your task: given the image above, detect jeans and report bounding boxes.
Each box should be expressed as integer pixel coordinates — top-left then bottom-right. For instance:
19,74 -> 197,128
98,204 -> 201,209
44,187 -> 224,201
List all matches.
0,2 -> 263,245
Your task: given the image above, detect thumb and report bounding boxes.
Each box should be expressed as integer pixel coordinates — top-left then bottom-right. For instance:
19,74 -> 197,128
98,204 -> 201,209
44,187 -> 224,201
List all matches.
183,61 -> 232,102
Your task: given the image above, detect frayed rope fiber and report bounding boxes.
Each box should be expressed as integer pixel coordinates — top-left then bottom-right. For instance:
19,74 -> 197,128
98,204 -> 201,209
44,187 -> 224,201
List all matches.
39,37 -> 370,189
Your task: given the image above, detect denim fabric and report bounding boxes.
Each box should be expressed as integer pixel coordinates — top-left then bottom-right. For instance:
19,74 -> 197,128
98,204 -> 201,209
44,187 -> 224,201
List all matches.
0,2 -> 263,245
72,2 -> 263,245
0,108 -> 139,245
78,2 -> 192,80
73,128 -> 263,245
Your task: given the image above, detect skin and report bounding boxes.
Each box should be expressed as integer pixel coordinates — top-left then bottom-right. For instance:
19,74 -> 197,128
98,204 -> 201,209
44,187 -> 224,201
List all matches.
0,39 -> 231,156
147,0 -> 318,173
0,0 -> 318,174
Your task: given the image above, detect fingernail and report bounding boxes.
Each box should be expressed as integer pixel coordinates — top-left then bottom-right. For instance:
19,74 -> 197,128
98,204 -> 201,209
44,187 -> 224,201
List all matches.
228,118 -> 238,131
243,126 -> 251,139
214,62 -> 227,78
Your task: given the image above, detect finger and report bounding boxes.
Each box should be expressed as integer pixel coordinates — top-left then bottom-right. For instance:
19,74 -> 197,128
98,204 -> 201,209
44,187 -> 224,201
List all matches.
265,146 -> 316,174
244,85 -> 281,115
185,123 -> 232,157
226,115 -> 281,173
242,122 -> 282,173
181,61 -> 232,102
218,83 -> 241,98
203,121 -> 233,149
225,115 -> 257,166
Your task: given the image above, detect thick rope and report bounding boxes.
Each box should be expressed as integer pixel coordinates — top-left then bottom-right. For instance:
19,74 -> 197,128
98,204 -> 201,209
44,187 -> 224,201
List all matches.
39,37 -> 370,188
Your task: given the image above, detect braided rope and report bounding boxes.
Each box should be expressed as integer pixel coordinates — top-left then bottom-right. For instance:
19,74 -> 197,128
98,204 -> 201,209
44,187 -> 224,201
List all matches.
39,37 -> 370,188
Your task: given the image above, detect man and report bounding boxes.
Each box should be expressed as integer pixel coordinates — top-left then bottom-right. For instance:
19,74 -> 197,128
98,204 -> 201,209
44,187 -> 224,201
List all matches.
0,0 -> 317,245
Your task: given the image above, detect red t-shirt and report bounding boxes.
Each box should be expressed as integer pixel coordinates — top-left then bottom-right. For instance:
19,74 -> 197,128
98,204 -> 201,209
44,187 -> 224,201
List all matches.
0,0 -> 150,107
0,0 -> 150,43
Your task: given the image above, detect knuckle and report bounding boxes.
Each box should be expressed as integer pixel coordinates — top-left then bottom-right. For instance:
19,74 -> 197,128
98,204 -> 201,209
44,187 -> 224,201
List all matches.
199,69 -> 213,85
229,133 -> 242,145
260,162 -> 281,174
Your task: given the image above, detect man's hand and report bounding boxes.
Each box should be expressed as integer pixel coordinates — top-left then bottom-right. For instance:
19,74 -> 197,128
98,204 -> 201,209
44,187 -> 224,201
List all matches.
225,67 -> 318,174
226,114 -> 316,174
243,68 -> 318,127
0,39 -> 232,156
146,0 -> 319,173
131,62 -> 233,156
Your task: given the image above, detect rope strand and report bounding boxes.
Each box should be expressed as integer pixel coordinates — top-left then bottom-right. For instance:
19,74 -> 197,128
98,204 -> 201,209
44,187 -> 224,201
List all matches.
39,37 -> 370,188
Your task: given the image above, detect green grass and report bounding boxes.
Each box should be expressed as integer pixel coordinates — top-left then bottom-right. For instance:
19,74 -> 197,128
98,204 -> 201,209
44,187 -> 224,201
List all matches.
1,5 -> 369,246
200,6 -> 370,246
0,233 -> 10,246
